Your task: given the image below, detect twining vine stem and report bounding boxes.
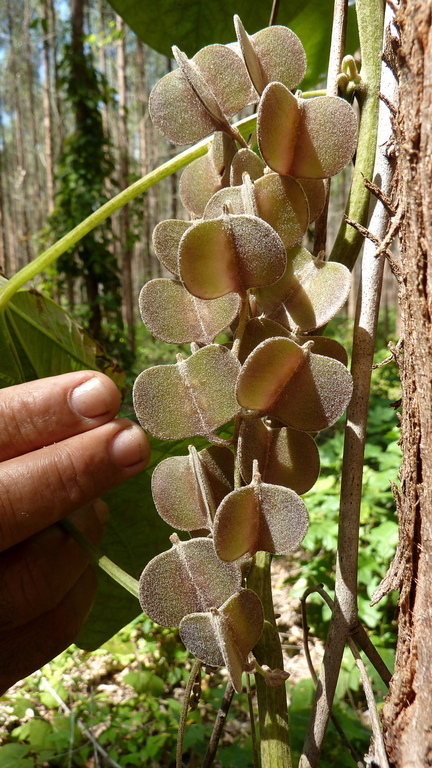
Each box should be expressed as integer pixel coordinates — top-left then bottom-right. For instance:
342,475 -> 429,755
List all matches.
300,3 -> 396,766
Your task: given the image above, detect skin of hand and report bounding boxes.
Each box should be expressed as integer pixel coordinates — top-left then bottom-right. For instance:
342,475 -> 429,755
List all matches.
0,370 -> 150,694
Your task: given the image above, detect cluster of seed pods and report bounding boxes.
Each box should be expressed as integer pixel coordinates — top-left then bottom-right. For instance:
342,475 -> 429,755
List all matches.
133,16 -> 357,693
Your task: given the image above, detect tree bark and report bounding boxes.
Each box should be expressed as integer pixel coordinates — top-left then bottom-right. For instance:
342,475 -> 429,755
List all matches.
381,2 -> 432,765
116,15 -> 135,354
41,0 -> 55,214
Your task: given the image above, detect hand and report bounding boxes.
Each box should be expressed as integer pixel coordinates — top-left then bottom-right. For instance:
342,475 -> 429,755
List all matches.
0,371 -> 150,693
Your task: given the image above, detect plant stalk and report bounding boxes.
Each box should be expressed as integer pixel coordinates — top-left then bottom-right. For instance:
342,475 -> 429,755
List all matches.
330,0 -> 385,270
248,551 -> 291,768
299,4 -> 395,765
60,518 -> 139,598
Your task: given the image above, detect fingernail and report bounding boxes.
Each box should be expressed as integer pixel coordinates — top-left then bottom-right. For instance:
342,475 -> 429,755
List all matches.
70,377 -> 111,419
92,499 -> 109,525
110,425 -> 147,468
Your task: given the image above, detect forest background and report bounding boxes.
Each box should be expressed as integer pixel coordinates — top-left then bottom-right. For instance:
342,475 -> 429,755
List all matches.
0,1 -> 405,767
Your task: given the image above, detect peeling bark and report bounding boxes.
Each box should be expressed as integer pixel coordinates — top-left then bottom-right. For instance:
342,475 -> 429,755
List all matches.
382,2 -> 432,765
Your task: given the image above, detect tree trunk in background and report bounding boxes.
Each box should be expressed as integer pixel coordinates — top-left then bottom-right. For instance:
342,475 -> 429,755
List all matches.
41,0 -> 55,214
47,0 -> 63,152
136,37 -> 151,280
116,14 -> 135,354
381,2 -> 432,765
6,0 -> 33,267
24,0 -> 43,232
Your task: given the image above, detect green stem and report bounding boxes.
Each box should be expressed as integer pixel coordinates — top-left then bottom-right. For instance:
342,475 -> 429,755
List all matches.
248,551 -> 291,768
330,0 -> 385,270
0,92 -> 326,312
0,143 -> 206,311
60,518 -> 139,599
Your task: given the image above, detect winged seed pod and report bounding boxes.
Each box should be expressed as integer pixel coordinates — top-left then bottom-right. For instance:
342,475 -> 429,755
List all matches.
234,15 -> 307,95
213,462 -> 309,561
257,83 -> 358,179
135,14 -> 357,693
149,44 -> 253,146
179,589 -> 264,693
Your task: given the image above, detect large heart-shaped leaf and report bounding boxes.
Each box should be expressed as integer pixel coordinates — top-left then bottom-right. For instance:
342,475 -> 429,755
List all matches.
138,536 -> 242,626
179,588 -> 264,692
179,213 -> 286,299
237,337 -> 353,431
213,468 -> 309,561
151,445 -> 234,531
255,245 -> 352,332
133,344 -> 241,440
0,281 -> 124,390
238,419 -> 320,494
139,279 -> 240,345
106,1 -> 358,93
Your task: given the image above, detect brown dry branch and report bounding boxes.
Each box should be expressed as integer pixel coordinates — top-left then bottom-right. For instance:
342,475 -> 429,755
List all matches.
299,5 -> 396,765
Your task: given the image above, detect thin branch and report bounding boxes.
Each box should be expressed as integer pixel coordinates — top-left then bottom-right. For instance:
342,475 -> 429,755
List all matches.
37,675 -> 123,768
202,681 -> 235,768
269,0 -> 281,25
348,644 -> 390,768
246,673 -> 260,768
301,587 -> 389,768
299,5 -> 396,765
176,659 -> 202,768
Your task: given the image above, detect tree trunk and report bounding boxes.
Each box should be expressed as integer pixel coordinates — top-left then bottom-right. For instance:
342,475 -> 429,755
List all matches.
136,37 -> 152,280
6,0 -> 33,267
116,15 -> 135,354
41,0 -> 55,214
381,2 -> 432,765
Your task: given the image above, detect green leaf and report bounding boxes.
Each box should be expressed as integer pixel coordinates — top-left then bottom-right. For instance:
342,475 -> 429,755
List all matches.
0,744 -> 33,768
0,281 -> 124,391
123,670 -> 166,696
106,1 -> 358,91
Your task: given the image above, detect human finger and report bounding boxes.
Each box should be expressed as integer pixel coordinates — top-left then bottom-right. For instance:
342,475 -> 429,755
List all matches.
0,418 -> 150,552
0,500 -> 108,631
0,371 -> 122,462
0,566 -> 97,695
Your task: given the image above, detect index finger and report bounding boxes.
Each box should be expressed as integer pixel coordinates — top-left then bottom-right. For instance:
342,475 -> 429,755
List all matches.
0,371 -> 122,462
